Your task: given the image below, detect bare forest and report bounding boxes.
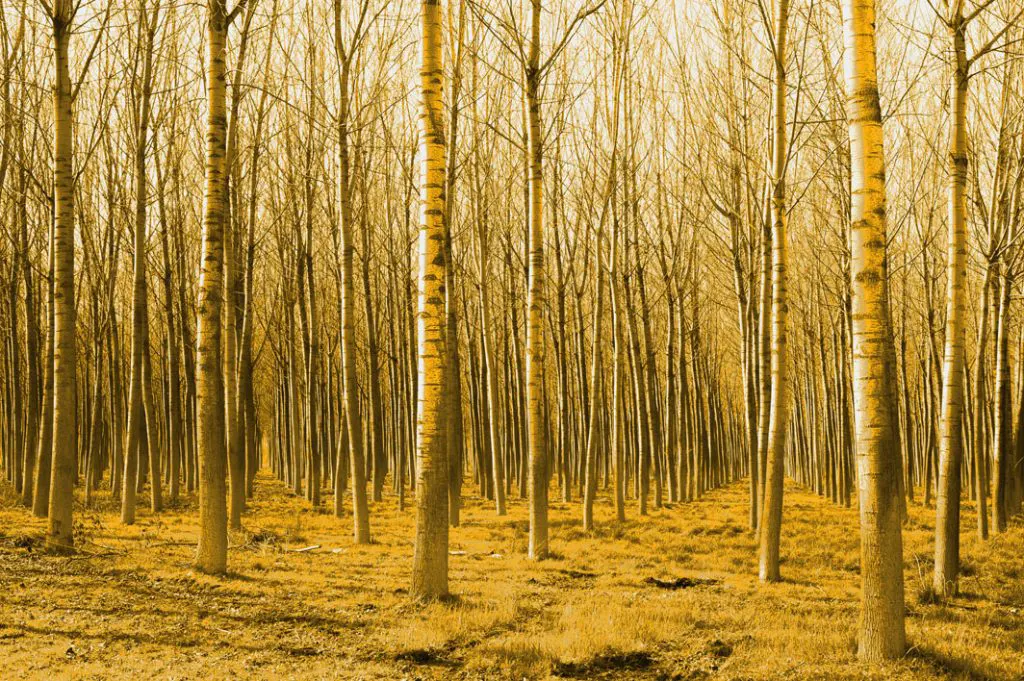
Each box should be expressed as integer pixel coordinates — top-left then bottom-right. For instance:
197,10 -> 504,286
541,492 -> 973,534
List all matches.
0,0 -> 1022,679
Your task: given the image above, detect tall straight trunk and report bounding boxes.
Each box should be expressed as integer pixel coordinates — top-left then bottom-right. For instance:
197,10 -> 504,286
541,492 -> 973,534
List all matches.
625,277 -> 650,513
8,265 -> 22,495
758,0 -> 789,584
142,323 -> 161,509
928,373 -> 936,497
841,0 -> 906,659
108,252 -> 125,499
554,276 -> 570,504
363,249 -> 385,503
355,145 -> 385,506
84,335 -> 103,506
993,269 -> 1013,533
665,289 -> 679,502
46,3 -> 77,553
0,8 -> 18,491
974,266 -> 991,540
19,173 -> 39,509
123,5 -> 159,524
387,246 -> 405,507
438,1 -> 466,524
692,310 -> 708,497
284,285 -> 301,496
226,2 -> 256,524
332,39 -> 370,542
172,189 -> 198,494
443,6 -> 466,525
934,13 -> 969,596
410,0 -> 449,599
511,298 -> 527,499
582,44 -> 620,527
1,303 -> 9,487
240,210 -> 258,497
721,3 -> 757,526
477,229 -> 505,515
840,309 -> 856,508
561,284 -> 577,504
582,226 -> 605,531
574,290 -> 590,498
157,154 -> 183,504
240,59 -> 268,496
637,269 -> 663,508
297,172 -> 320,509
677,286 -> 691,502
610,266 -> 624,522
195,0 -> 229,574
32,229 -> 55,519
756,195 -> 772,508
899,267 -> 915,505
745,313 -> 757,526
303,244 -> 321,509
295,33 -> 319,511
525,0 -> 548,560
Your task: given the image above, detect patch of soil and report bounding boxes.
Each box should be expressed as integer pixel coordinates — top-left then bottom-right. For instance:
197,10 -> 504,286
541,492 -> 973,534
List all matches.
391,643 -> 460,663
644,576 -> 719,590
7,532 -> 43,551
552,650 -> 654,678
705,639 -> 732,658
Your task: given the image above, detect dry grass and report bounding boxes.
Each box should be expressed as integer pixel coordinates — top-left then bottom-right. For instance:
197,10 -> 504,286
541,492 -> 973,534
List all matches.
0,475 -> 1020,680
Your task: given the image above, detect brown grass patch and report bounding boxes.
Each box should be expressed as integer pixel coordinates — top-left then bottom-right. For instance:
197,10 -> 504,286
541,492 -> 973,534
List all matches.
0,475 -> 1019,679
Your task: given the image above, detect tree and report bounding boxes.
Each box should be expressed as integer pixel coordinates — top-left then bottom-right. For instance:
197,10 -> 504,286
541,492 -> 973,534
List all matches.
512,0 -> 604,560
523,0 -> 549,560
841,0 -> 906,660
43,0 -> 80,553
223,0 -> 256,529
582,0 -> 625,530
195,0 -> 249,574
757,0 -> 790,584
332,0 -> 374,544
122,0 -> 161,525
933,0 -> 1024,597
410,0 -> 449,600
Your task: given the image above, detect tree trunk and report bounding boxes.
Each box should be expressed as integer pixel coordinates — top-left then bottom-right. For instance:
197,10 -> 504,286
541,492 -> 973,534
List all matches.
46,3 -> 77,553
333,47 -> 370,544
758,0 -> 789,584
157,149 -> 183,505
123,4 -> 159,525
934,14 -> 969,596
195,0 -> 229,574
32,227 -> 55,519
410,0 -> 449,599
524,0 -> 549,560
19,176 -> 39,509
992,268 -> 1013,533
841,0 -> 906,659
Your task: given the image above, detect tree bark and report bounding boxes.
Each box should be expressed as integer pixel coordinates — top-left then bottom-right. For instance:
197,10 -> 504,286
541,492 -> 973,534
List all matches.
46,2 -> 78,553
758,0 -> 789,584
934,12 -> 969,596
410,0 -> 449,599
841,0 -> 906,659
195,0 -> 229,574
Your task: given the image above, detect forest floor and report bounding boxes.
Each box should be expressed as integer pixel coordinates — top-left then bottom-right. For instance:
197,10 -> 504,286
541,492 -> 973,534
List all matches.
0,475 -> 1020,681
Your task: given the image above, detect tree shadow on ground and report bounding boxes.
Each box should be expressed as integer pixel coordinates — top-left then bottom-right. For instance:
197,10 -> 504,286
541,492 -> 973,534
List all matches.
906,644 -> 1002,681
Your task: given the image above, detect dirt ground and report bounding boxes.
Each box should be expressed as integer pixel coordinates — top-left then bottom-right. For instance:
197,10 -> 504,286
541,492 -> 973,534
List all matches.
0,474 -> 1020,680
